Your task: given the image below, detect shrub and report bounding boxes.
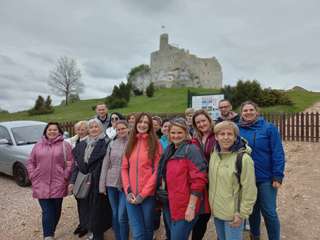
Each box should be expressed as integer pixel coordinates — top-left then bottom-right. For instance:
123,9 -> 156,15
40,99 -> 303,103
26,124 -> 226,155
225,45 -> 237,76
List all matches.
29,95 -> 54,115
146,82 -> 155,97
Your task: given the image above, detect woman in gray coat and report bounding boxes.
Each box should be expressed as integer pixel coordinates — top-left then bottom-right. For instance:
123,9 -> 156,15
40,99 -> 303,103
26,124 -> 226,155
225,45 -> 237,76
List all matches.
99,120 -> 130,240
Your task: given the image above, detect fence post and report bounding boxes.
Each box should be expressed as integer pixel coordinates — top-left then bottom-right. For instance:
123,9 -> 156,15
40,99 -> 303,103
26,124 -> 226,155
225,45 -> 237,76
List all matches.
311,112 -> 315,142
316,113 -> 319,142
301,112 -> 305,141
306,112 -> 310,142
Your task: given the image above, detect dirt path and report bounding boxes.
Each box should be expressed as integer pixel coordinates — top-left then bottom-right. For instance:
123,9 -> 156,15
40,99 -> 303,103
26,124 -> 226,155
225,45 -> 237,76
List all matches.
303,101 -> 320,112
1,141 -> 319,239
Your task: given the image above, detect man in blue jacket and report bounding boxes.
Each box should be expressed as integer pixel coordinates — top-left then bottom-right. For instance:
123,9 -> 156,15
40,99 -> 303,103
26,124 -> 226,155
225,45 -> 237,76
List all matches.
238,101 -> 285,240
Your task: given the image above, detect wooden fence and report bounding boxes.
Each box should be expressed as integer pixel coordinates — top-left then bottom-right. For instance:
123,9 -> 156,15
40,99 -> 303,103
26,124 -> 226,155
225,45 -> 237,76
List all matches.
60,112 -> 320,142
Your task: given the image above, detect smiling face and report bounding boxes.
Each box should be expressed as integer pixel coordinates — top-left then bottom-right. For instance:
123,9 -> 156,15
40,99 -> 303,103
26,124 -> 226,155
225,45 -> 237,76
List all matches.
116,123 -> 129,138
169,125 -> 187,147
161,121 -> 170,136
136,115 -> 150,134
96,104 -> 108,119
241,104 -> 258,122
76,125 -> 88,139
152,119 -> 161,132
89,122 -> 102,138
216,128 -> 236,152
194,114 -> 211,134
219,100 -> 232,117
128,115 -> 136,128
111,114 -> 120,127
46,124 -> 60,140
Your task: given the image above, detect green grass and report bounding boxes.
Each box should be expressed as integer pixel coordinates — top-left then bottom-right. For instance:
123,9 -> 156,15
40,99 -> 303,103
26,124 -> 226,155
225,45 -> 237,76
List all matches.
1,88 -> 319,122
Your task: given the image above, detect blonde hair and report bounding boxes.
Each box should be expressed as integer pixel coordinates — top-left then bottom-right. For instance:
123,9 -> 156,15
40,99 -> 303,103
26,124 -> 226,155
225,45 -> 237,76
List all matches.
214,121 -> 239,136
74,120 -> 89,130
185,108 -> 195,116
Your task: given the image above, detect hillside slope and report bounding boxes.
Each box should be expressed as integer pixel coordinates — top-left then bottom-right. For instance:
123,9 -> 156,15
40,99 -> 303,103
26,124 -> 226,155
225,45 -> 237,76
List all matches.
0,88 -> 320,122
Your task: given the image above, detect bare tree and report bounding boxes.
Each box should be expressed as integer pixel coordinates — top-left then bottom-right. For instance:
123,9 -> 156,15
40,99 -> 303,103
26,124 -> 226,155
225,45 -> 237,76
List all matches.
48,56 -> 83,105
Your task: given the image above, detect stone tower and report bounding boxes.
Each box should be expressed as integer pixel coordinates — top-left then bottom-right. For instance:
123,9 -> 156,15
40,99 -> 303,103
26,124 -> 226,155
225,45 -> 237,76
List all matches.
150,33 -> 223,89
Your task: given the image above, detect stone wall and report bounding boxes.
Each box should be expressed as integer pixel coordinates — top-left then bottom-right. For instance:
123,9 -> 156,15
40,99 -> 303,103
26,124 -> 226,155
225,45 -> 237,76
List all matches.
150,34 -> 222,88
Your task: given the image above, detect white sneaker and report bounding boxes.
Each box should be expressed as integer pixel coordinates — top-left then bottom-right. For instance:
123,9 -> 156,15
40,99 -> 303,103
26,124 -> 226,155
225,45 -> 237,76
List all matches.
44,237 -> 54,240
86,232 -> 94,240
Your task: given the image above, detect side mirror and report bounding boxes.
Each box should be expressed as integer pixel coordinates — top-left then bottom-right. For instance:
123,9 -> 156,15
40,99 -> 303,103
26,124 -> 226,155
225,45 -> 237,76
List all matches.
0,138 -> 10,145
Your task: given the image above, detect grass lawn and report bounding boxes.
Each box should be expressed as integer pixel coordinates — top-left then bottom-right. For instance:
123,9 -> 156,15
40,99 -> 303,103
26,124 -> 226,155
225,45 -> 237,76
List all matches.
0,88 -> 319,122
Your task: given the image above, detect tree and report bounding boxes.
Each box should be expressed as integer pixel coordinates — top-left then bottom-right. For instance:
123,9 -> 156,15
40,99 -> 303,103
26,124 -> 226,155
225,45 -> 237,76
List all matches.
146,82 -> 155,97
48,56 -> 83,105
28,95 -> 54,115
44,96 -> 54,113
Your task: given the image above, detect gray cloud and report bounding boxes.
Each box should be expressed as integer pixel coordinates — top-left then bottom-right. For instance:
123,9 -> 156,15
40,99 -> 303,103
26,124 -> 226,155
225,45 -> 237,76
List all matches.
0,0 -> 319,112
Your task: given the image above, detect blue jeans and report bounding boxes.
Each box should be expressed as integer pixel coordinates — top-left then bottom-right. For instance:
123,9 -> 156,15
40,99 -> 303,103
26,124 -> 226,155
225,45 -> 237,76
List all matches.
38,198 -> 63,237
107,187 -> 129,240
163,205 -> 198,240
249,181 -> 280,240
214,217 -> 244,240
126,196 -> 155,240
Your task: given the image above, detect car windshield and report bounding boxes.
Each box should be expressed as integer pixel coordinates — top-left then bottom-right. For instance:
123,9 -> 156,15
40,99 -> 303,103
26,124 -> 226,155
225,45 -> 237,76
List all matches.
11,125 -> 45,145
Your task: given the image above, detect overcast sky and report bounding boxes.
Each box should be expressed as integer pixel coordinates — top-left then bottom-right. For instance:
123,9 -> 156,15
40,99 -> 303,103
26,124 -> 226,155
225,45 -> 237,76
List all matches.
1,0 -> 319,112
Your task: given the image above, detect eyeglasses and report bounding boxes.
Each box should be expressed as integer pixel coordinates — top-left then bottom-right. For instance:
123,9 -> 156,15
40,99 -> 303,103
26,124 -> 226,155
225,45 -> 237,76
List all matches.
111,117 -> 119,121
219,105 -> 230,109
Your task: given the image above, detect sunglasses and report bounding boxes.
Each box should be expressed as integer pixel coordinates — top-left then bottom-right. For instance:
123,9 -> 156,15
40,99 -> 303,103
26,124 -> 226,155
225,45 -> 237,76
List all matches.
111,117 -> 119,121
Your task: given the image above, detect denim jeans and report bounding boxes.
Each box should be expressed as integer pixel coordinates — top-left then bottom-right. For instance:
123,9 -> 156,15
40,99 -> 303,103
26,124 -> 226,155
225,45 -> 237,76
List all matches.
38,198 -> 63,237
126,196 -> 155,240
163,205 -> 198,240
214,217 -> 244,240
107,187 -> 129,240
249,181 -> 280,240
162,203 -> 171,240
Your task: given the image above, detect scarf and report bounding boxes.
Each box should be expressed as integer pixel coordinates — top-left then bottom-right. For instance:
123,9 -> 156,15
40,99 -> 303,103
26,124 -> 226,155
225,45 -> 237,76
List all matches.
84,133 -> 106,163
239,116 -> 259,127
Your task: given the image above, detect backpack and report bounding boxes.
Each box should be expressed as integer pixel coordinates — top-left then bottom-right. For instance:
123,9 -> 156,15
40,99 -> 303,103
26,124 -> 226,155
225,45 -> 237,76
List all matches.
235,151 -> 244,186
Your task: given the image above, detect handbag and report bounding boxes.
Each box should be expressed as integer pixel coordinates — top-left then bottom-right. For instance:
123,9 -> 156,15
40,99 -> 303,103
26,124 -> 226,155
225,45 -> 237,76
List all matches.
73,171 -> 92,199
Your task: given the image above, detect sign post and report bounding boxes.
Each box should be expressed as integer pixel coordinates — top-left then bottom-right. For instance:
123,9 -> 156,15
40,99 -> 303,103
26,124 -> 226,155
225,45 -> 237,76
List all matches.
187,90 -> 224,120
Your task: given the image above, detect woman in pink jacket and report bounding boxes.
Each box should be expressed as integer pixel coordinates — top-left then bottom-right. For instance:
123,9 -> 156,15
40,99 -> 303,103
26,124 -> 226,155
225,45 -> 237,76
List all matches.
27,122 -> 74,240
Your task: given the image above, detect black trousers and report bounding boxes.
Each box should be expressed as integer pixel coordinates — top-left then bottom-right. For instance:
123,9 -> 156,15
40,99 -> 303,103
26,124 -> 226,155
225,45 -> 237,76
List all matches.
76,197 -> 89,229
191,213 -> 211,240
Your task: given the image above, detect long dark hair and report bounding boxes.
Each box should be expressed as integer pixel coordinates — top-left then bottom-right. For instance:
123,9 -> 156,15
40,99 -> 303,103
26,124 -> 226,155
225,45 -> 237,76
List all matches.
43,122 -> 64,139
125,112 -> 159,160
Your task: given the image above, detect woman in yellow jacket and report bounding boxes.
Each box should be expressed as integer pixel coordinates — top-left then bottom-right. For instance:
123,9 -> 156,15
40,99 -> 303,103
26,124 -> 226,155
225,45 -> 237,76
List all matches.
209,121 -> 257,240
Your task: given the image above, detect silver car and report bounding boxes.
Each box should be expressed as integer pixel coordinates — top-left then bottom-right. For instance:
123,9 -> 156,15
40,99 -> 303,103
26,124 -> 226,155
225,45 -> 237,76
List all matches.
0,120 -> 46,186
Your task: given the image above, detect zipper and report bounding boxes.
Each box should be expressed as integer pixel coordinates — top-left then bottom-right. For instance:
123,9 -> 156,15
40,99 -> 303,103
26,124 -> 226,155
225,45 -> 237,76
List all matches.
212,154 -> 222,208
135,139 -> 142,194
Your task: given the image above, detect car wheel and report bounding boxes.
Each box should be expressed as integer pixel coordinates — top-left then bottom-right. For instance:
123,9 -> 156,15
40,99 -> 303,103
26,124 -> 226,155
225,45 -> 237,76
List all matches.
13,163 -> 30,187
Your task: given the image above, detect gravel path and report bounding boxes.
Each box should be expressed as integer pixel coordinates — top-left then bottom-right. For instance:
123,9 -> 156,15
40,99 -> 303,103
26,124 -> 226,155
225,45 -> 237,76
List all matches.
1,141 -> 319,239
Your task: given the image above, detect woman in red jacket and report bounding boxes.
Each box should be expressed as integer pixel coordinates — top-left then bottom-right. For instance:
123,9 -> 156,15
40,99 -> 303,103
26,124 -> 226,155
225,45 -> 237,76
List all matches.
191,109 -> 216,240
121,112 -> 162,240
156,118 -> 208,240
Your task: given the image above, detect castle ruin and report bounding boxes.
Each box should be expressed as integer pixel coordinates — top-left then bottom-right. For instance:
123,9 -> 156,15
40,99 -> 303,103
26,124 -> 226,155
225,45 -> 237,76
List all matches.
150,34 -> 222,88
130,34 -> 223,91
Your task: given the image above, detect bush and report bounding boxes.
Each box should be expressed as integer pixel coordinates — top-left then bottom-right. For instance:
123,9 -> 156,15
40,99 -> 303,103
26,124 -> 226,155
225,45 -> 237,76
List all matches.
133,88 -> 143,96
221,80 -> 293,108
29,95 -> 54,115
106,97 -> 128,109
146,82 -> 155,97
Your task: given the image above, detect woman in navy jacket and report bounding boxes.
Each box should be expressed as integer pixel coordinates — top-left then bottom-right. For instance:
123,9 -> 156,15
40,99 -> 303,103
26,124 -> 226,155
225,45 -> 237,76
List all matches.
238,101 -> 285,240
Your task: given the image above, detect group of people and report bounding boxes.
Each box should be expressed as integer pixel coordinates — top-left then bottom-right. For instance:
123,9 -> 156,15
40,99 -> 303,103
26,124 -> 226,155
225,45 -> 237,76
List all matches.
26,100 -> 285,240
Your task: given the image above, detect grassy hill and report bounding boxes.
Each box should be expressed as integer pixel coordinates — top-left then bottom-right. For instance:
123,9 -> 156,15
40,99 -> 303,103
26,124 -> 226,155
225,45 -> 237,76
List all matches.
1,88 -> 320,122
